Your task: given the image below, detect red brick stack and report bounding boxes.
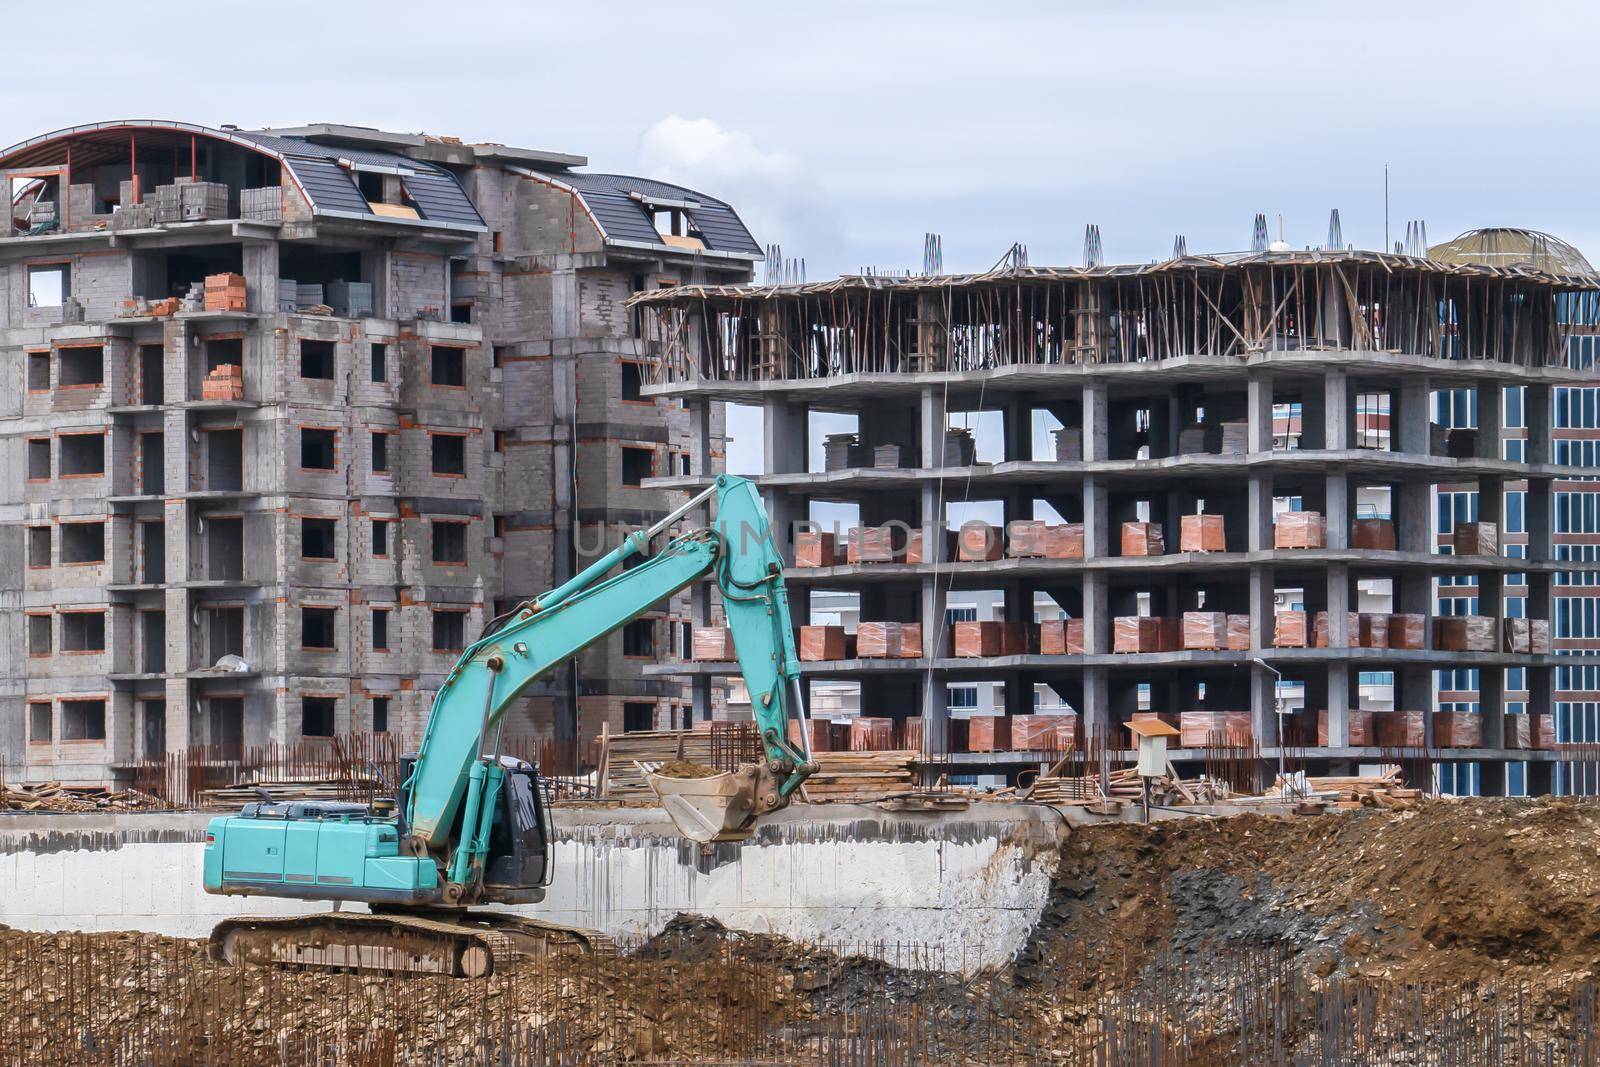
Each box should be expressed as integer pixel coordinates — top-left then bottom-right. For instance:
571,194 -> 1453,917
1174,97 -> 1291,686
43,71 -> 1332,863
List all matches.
203,272 -> 247,312
201,363 -> 243,401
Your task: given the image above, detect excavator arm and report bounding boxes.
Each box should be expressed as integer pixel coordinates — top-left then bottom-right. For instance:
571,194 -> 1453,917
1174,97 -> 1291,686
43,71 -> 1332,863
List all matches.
401,474 -> 812,899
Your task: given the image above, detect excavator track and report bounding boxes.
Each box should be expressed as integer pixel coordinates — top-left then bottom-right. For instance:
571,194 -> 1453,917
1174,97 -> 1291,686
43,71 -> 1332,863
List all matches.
208,910 -> 616,978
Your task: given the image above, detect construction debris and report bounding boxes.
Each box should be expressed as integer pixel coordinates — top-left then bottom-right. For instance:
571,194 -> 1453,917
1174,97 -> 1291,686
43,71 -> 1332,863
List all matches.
0,782 -> 162,812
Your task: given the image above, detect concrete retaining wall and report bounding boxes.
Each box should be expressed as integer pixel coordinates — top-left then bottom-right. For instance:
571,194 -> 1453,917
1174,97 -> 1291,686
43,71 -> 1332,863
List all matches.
0,803 -> 1068,971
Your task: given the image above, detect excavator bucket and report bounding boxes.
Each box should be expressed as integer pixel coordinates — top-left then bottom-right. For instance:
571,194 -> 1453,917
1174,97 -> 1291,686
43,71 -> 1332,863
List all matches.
646,768 -> 757,843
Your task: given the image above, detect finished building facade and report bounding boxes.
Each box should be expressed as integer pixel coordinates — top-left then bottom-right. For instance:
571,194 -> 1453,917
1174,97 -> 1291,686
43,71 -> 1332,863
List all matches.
638,236 -> 1600,795
0,120 -> 757,784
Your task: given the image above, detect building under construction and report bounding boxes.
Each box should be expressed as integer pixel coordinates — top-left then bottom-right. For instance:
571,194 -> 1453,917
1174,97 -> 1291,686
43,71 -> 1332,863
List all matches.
637,227 -> 1600,794
0,119 -> 758,784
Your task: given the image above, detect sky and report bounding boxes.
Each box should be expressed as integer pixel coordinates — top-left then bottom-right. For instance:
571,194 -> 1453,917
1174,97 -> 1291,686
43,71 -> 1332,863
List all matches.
15,1 -> 1600,461
12,1 -> 1600,277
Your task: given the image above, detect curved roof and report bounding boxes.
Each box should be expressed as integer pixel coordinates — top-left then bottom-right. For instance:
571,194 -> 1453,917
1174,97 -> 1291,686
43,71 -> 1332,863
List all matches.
1428,227 -> 1593,276
539,171 -> 760,257
0,119 -> 483,231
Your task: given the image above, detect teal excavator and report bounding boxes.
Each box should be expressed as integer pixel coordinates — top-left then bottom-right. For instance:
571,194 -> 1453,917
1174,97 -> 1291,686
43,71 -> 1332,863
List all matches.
202,475 -> 814,976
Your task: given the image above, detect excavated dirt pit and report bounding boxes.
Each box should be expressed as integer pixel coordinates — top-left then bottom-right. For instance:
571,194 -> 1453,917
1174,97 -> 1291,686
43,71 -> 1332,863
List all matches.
4,799 -> 1600,1064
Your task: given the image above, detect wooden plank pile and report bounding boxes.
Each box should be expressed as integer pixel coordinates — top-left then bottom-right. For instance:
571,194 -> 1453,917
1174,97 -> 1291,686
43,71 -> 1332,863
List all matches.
1,782 -> 162,812
599,730 -> 716,798
199,777 -> 384,806
801,750 -> 917,803
1027,764 -> 1233,806
1281,769 -> 1421,809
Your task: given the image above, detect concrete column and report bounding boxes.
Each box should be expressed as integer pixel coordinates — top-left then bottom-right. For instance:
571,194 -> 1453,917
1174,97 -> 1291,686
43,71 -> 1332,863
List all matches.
764,398 -> 804,474
1477,382 -> 1504,461
762,399 -> 803,561
1326,564 -> 1350,648
242,242 -> 280,316
1005,396 -> 1031,463
1082,571 -> 1109,656
1248,564 -> 1275,651
1398,375 -> 1431,456
1479,667 -> 1505,793
1082,382 -> 1108,462
1477,473 -> 1504,529
1527,477 -> 1553,564
1526,382 -> 1552,467
1324,370 -> 1349,451
1325,665 -> 1350,748
1324,469 -> 1349,550
1083,665 -> 1109,779
691,580 -> 713,721
1251,663 -> 1279,747
1247,474 -> 1274,553
1083,476 -> 1110,559
1397,480 -> 1432,553
1247,375 -> 1274,453
688,399 -> 715,477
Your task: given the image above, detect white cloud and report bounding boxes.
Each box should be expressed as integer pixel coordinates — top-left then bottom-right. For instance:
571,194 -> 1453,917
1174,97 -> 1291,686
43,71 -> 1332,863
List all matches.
636,116 -> 841,273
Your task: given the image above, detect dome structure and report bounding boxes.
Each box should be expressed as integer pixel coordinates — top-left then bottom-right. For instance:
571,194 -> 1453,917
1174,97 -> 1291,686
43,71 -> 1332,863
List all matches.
1427,227 -> 1594,276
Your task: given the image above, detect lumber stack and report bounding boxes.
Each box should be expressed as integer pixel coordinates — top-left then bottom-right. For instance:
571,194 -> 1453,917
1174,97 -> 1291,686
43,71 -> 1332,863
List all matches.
200,777 -> 382,805
802,750 -> 917,803
600,729 -> 715,797
0,782 -> 162,812
1285,769 -> 1419,810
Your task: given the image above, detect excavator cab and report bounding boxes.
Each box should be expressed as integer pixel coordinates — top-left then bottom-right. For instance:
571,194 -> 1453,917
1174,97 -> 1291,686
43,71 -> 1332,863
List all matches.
396,753 -> 552,904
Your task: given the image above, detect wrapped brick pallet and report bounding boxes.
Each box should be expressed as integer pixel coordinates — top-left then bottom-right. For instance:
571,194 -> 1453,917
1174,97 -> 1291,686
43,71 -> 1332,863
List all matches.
1012,715 -> 1068,752
1433,711 -> 1483,749
905,528 -> 955,565
1504,715 -> 1532,750
1179,711 -> 1251,748
1006,520 -> 1049,558
790,717 -> 836,753
1182,611 -> 1229,651
1121,521 -> 1165,556
1435,615 -> 1497,652
1039,618 -> 1085,655
798,625 -> 853,661
1388,614 -> 1427,650
1311,611 -> 1362,648
1351,518 -> 1396,550
952,621 -> 1032,657
848,525 -> 903,564
849,717 -> 895,752
1532,713 -> 1558,749
1179,514 -> 1226,552
1114,616 -> 1168,653
1453,521 -> 1498,556
1503,618 -> 1531,654
966,715 -> 1012,752
1531,618 -> 1553,655
958,523 -> 1003,561
1227,614 -> 1251,651
1374,710 -> 1425,748
1275,610 -> 1308,648
1045,523 -> 1086,559
1318,709 -> 1375,747
692,626 -> 736,661
856,621 -> 923,659
1054,428 -> 1083,461
795,531 -> 841,568
1274,511 -> 1326,549
1358,613 -> 1391,649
